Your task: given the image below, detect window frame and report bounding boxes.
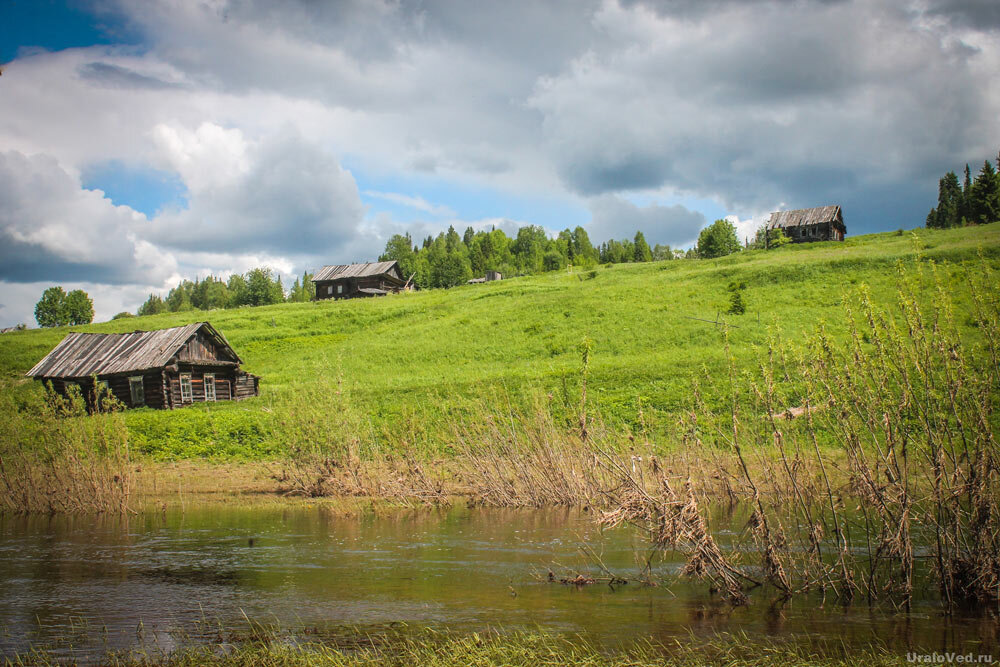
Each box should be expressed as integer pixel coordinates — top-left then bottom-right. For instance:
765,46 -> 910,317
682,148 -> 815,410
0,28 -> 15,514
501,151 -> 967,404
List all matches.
180,373 -> 193,403
129,376 -> 144,405
204,373 -> 216,402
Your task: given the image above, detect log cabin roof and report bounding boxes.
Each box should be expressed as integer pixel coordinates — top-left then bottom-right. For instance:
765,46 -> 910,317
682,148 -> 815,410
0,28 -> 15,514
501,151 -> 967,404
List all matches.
313,261 -> 401,281
767,205 -> 842,228
26,322 -> 241,379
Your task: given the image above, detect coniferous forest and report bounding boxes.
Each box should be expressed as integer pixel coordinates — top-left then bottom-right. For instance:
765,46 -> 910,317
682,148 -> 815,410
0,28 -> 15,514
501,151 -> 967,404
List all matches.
926,151 -> 1000,229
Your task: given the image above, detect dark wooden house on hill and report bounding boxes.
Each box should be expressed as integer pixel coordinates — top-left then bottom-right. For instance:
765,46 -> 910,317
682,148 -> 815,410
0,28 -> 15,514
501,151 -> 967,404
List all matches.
312,261 -> 407,300
26,322 -> 259,409
767,205 -> 846,243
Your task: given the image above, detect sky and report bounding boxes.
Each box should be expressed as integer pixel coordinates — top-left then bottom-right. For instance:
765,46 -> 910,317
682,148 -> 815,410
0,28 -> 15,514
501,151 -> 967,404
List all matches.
1,0 -> 998,327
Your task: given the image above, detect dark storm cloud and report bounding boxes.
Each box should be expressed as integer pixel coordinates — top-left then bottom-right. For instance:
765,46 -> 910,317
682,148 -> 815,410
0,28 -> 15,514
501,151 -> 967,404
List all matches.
587,196 -> 706,246
529,0 -> 998,230
0,238 -> 131,284
924,0 -> 1000,31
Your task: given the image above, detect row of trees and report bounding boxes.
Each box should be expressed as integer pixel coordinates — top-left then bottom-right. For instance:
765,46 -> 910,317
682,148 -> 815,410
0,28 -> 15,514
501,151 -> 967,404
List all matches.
137,268 -> 314,316
34,287 -> 94,327
927,152 -> 1000,229
379,225 -> 683,289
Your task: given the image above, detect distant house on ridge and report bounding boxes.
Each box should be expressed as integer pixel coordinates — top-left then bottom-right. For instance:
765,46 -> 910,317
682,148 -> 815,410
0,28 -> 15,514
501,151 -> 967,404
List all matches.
467,270 -> 503,284
767,205 -> 846,243
26,322 -> 259,409
312,261 -> 408,300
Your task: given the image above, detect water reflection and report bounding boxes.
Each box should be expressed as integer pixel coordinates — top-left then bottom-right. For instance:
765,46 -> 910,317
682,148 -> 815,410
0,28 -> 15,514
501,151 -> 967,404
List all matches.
0,506 -> 996,660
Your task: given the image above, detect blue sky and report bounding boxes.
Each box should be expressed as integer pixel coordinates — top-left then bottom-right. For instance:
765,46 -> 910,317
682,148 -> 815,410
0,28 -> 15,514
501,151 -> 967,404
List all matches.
1,0 -> 998,325
1,0 -> 135,63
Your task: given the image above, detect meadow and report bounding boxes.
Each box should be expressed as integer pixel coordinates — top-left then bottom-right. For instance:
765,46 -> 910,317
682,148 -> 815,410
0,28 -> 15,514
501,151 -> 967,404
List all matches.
1,223 -> 999,461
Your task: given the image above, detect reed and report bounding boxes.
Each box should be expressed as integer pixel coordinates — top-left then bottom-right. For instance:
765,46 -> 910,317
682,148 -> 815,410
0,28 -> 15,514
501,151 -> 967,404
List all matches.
0,380 -> 133,515
594,255 -> 1000,608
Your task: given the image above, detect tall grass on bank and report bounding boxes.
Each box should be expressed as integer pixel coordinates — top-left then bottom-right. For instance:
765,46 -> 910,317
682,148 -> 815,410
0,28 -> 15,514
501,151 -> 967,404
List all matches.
598,257 -> 1000,608
11,626 -> 906,667
0,381 -> 133,514
270,371 -> 448,504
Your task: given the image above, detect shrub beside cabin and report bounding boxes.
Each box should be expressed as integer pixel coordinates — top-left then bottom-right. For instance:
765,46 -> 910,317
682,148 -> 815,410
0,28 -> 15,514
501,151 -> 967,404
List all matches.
312,261 -> 408,300
767,205 -> 846,243
26,322 -> 259,409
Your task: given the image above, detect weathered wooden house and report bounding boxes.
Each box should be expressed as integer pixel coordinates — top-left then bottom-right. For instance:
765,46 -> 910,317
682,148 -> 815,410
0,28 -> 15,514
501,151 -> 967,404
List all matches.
767,205 -> 846,243
467,270 -> 503,285
26,322 -> 259,409
312,261 -> 407,300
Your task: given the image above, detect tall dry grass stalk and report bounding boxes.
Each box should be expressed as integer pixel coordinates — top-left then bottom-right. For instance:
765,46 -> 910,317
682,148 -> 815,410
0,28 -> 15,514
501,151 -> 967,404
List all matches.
452,397 -> 613,507
633,255 -> 998,608
0,381 -> 133,514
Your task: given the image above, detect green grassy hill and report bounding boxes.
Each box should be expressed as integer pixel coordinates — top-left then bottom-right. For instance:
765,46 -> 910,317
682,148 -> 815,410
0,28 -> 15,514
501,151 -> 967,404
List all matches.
3,224 -> 999,459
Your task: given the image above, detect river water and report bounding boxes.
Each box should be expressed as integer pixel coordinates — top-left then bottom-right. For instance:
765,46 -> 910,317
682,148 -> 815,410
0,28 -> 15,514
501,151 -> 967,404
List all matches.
0,505 -> 997,661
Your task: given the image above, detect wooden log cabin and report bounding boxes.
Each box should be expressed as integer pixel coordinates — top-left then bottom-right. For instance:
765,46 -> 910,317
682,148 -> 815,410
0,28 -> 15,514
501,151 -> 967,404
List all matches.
312,261 -> 407,300
767,205 -> 846,243
26,322 -> 259,410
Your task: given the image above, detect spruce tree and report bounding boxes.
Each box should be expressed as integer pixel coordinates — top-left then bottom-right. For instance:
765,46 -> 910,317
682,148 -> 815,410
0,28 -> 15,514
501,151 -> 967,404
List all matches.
969,160 -> 1000,224
633,231 -> 653,262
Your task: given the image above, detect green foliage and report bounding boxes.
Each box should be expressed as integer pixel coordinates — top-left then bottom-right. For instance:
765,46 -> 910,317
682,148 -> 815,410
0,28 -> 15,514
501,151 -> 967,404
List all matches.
751,227 -> 792,249
34,287 -> 93,327
378,222 -> 676,290
696,219 -> 741,258
379,232 -> 417,278
726,280 -> 747,315
34,286 -> 67,327
930,171 -> 963,228
138,294 -> 168,317
927,151 -> 1000,227
286,271 -> 315,303
968,159 -> 1000,224
245,268 -> 285,307
652,243 -> 675,261
633,231 -> 653,262
64,290 -> 94,325
111,311 -> 135,320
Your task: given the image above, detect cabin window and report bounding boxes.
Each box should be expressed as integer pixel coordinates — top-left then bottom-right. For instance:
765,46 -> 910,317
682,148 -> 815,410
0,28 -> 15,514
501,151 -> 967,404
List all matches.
204,373 -> 216,401
180,373 -> 192,403
327,285 -> 333,295
337,284 -> 343,294
129,376 -> 144,405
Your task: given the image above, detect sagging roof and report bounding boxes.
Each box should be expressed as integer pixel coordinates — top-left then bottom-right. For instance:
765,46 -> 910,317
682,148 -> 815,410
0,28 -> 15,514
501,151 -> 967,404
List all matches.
26,322 -> 239,379
313,261 -> 400,281
768,205 -> 842,229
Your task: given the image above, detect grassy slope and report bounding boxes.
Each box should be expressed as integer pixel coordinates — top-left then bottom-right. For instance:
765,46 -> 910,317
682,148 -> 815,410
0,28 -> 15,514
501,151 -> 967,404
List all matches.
2,224 -> 998,459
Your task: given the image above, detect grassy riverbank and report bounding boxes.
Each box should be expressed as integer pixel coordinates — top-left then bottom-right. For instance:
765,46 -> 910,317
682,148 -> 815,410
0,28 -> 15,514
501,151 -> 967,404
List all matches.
13,628 -> 909,666
1,223 -> 998,461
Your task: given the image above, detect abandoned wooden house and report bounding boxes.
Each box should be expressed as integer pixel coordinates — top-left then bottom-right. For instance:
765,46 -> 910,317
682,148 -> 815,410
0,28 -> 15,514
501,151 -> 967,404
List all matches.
767,205 -> 846,243
467,270 -> 503,285
26,322 -> 259,409
312,261 -> 408,300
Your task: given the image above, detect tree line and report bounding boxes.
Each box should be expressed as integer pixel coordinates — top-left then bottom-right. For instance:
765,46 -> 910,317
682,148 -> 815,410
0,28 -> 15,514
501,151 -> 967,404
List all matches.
378,224 -> 694,289
131,221 -> 753,318
136,268 -> 315,317
926,151 -> 1000,229
31,217 -> 773,327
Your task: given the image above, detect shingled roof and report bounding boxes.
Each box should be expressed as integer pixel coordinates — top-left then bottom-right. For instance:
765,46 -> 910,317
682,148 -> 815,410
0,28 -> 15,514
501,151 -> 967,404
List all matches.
26,322 -> 239,379
313,261 -> 400,281
768,205 -> 842,229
